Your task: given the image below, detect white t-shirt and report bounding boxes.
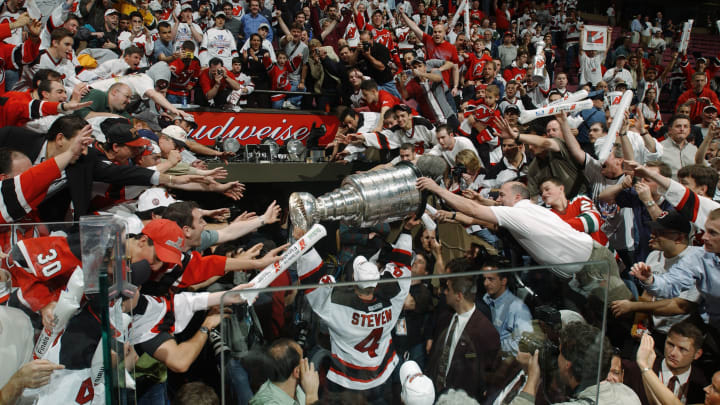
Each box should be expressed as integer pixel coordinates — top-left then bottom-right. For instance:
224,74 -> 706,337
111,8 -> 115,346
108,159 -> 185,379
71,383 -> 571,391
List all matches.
0,306 -> 33,387
579,51 -> 605,86
426,136 -> 479,167
490,199 -> 594,273
90,74 -> 154,100
173,22 -> 203,52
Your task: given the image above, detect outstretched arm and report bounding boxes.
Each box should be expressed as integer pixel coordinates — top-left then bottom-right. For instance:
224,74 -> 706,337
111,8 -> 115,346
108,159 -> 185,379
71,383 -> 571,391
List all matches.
495,116 -> 561,153
416,177 -> 498,225
556,112 -> 587,165
399,10 -> 425,41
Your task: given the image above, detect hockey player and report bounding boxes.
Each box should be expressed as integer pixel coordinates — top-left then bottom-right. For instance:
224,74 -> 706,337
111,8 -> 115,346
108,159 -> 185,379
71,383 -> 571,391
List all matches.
294,216 -> 416,401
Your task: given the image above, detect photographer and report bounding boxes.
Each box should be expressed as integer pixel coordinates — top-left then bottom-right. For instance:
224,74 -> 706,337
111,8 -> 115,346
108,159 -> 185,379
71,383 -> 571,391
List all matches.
357,30 -> 401,99
511,322 -> 640,405
199,57 -> 243,108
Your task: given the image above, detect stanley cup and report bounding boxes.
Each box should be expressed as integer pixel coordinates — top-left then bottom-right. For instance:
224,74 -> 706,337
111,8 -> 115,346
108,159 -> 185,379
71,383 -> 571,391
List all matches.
289,158 -> 446,229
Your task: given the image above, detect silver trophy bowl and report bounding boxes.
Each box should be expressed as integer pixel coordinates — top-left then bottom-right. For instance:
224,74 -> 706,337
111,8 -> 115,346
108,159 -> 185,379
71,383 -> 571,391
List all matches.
290,161 -> 427,229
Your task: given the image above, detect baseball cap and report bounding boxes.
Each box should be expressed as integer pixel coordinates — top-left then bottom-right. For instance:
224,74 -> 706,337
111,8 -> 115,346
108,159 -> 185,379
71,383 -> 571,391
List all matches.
353,256 -> 379,289
615,54 -> 627,60
503,104 -> 520,115
141,219 -> 185,265
704,105 -> 718,113
400,361 -> 435,405
411,57 -> 425,65
105,8 -> 120,16
149,1 -> 162,11
137,187 -> 178,212
650,211 -> 691,234
697,57 -> 708,64
589,90 -> 605,100
102,119 -> 148,147
181,3 -> 193,11
214,11 -> 227,19
160,125 -> 189,149
258,23 -> 270,30
176,114 -> 198,130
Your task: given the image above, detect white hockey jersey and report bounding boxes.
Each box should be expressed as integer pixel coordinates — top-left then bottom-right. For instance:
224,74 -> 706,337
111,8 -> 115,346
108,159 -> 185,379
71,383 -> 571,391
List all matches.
359,117 -> 437,154
297,232 -> 412,390
118,31 -> 154,68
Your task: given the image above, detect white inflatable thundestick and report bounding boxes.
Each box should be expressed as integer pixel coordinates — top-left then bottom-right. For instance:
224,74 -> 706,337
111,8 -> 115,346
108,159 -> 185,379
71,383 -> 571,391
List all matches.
598,90 -> 633,162
240,224 -> 327,304
519,99 -> 594,124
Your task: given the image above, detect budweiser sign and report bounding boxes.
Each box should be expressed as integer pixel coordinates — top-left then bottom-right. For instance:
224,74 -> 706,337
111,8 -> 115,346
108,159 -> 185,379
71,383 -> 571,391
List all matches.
186,110 -> 339,146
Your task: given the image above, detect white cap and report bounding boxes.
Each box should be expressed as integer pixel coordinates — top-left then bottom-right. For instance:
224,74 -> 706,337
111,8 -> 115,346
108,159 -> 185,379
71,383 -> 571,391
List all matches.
400,361 -> 435,405
160,125 -> 189,149
353,256 -> 379,289
104,8 -> 119,16
149,1 -> 162,11
137,187 -> 177,212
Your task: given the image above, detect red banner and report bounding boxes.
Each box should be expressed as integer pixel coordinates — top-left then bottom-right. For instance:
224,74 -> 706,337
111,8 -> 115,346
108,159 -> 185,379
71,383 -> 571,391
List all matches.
186,110 -> 339,146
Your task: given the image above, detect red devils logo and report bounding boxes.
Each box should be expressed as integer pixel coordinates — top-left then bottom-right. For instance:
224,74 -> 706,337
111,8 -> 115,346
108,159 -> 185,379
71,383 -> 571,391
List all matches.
472,104 -> 494,123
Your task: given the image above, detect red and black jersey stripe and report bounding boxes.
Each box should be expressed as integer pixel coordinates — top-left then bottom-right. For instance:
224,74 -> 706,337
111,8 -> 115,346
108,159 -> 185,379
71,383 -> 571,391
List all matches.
676,187 -> 701,224
328,342 -> 397,382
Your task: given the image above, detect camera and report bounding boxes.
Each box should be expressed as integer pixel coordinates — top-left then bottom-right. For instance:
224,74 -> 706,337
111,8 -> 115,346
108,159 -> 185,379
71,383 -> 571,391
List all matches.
451,164 -> 467,181
518,332 -> 559,374
362,41 -> 371,52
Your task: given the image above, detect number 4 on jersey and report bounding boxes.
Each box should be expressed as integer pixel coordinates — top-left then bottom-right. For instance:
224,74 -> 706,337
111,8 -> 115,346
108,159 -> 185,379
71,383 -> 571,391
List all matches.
354,327 -> 383,358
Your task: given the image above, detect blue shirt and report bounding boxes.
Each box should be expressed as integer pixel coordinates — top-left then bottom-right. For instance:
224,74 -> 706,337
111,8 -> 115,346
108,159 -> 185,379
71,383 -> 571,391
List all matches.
482,289 -> 533,356
645,246 -> 720,328
154,39 -> 174,60
631,19 -> 643,32
240,13 -> 273,43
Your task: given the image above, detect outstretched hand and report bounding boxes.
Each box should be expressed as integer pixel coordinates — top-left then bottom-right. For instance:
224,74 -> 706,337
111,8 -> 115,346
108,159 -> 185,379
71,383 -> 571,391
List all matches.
416,176 -> 442,193
629,262 -> 653,284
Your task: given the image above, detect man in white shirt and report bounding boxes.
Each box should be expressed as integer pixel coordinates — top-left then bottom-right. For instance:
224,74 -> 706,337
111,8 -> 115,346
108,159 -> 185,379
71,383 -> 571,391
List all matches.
427,124 -> 479,167
661,114 -> 697,179
172,5 -> 203,53
603,54 -> 635,89
417,179 -> 631,302
578,26 -> 613,86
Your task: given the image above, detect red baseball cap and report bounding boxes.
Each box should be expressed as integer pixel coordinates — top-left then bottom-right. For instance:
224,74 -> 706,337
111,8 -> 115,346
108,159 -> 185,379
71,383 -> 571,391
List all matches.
142,219 -> 185,265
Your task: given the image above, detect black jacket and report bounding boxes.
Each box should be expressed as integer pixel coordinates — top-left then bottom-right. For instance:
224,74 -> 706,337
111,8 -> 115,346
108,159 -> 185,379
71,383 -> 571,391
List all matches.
0,128 -> 156,221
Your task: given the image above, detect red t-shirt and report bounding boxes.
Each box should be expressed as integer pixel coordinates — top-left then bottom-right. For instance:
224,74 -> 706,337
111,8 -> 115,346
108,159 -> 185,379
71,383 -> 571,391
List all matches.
422,33 -> 459,87
366,89 -> 401,112
199,67 -> 233,95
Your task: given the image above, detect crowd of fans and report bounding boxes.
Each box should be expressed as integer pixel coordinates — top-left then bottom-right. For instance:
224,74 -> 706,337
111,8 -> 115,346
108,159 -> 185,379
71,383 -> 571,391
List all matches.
1,0 -> 720,404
